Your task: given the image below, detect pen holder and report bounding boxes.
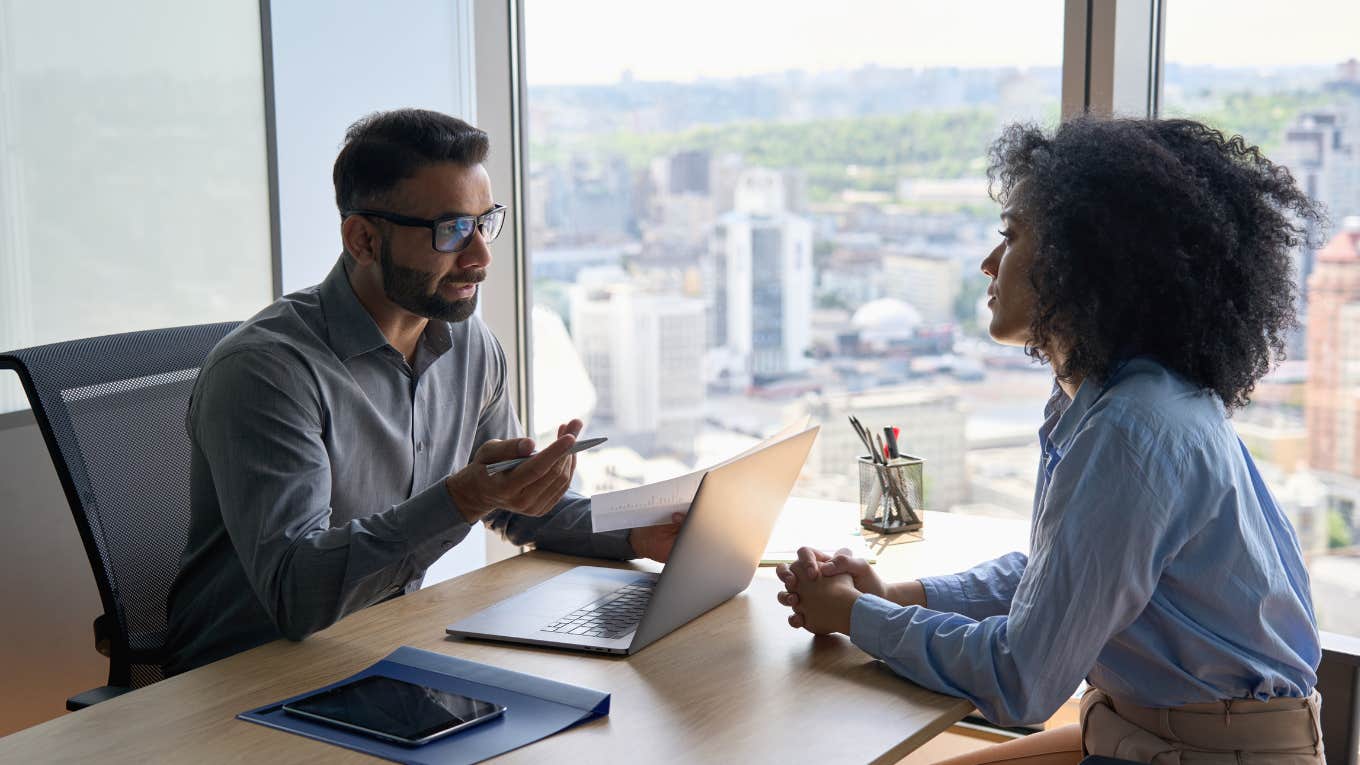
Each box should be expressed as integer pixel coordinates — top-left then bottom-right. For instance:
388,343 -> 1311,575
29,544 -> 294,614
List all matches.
858,455 -> 924,534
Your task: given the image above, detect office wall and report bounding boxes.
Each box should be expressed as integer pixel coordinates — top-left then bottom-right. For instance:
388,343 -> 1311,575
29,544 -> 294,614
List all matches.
0,412 -> 106,735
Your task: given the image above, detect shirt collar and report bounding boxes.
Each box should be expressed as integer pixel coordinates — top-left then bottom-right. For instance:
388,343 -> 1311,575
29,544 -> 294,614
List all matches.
318,256 -> 459,366
1037,380 -> 1070,453
1046,376 -> 1103,452
1041,357 -> 1153,452
319,258 -> 391,361
414,317 -> 453,371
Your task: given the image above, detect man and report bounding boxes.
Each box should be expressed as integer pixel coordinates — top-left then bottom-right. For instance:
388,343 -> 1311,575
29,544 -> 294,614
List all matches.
164,108 -> 681,674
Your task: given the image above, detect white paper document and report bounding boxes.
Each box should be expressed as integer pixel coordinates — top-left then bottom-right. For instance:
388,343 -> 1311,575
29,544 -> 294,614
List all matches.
589,418 -> 812,533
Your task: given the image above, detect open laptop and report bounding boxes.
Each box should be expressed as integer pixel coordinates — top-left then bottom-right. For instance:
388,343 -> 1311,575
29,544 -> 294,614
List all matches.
445,425 -> 818,655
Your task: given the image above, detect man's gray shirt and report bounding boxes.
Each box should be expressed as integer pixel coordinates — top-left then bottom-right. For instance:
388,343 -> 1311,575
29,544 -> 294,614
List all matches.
164,257 -> 633,674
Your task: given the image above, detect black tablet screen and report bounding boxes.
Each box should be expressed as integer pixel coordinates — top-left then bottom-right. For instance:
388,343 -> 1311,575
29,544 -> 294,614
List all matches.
284,675 -> 501,742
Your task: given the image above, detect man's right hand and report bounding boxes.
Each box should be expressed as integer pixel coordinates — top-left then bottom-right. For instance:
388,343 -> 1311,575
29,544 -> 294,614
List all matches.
444,427 -> 581,524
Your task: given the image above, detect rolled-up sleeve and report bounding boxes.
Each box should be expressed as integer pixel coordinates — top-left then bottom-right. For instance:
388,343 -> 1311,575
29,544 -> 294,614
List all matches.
848,425 -> 1184,726
919,551 -> 1028,619
194,349 -> 472,641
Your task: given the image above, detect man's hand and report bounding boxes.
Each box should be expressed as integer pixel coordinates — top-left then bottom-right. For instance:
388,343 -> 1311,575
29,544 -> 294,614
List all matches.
629,513 -> 686,562
444,419 -> 585,524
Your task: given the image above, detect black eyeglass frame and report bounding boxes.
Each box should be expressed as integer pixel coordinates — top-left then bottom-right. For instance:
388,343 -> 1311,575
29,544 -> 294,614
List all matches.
343,204 -> 507,253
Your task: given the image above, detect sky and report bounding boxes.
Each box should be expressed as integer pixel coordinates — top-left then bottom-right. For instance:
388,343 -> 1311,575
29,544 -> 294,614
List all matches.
524,0 -> 1360,85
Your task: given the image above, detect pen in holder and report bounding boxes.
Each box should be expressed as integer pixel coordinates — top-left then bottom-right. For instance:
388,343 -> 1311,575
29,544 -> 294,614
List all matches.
858,455 -> 924,534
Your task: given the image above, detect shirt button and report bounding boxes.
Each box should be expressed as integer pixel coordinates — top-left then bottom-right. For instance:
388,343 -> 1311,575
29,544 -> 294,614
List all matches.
416,441 -> 425,453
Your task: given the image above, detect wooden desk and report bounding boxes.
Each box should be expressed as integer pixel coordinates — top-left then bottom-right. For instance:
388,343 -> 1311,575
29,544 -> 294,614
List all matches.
0,504 -> 1024,763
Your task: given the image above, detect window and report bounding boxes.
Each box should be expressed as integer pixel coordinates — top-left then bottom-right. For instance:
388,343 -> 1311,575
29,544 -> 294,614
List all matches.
524,1 -> 1062,525
0,0 -> 273,413
1163,0 -> 1360,636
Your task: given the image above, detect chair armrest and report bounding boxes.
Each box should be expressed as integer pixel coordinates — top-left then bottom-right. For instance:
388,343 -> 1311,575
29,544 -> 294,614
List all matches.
66,685 -> 132,711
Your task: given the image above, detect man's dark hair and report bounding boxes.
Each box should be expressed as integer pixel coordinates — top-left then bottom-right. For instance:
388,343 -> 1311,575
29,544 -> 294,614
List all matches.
987,116 -> 1323,410
333,108 -> 489,214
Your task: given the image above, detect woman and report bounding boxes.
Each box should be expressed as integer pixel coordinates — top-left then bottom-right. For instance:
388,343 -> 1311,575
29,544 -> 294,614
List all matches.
777,117 -> 1325,763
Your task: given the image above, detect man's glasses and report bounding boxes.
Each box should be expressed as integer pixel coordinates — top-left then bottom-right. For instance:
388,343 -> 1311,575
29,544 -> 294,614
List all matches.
343,204 -> 507,253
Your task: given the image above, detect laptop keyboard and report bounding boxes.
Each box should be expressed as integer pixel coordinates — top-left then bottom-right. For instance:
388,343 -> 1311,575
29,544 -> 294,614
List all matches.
540,578 -> 655,640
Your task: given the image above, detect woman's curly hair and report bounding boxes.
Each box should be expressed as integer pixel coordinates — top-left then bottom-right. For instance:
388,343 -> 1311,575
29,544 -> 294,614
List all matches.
987,116 -> 1324,410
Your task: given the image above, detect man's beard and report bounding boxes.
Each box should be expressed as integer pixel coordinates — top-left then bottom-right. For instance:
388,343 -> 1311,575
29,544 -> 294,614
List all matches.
379,240 -> 482,323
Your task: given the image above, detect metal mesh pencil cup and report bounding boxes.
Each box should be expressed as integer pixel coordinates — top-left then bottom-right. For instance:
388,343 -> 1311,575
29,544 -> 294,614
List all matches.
857,455 -> 924,534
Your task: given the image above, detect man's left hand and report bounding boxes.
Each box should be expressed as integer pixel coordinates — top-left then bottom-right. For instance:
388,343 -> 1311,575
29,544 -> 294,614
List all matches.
629,513 -> 685,562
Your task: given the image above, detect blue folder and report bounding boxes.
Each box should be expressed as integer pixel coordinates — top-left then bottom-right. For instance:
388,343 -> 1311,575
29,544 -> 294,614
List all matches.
239,646 -> 610,765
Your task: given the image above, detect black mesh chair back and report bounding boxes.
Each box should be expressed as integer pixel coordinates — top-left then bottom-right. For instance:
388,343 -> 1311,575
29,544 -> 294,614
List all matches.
0,322 -> 239,693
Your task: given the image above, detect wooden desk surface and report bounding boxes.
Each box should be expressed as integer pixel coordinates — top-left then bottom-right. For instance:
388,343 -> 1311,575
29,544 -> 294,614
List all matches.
0,504 -> 1026,764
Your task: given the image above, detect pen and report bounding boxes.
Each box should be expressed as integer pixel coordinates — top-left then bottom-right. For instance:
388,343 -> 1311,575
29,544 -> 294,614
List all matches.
883,427 -> 900,460
852,415 -> 883,465
848,416 -> 877,463
485,436 -> 608,475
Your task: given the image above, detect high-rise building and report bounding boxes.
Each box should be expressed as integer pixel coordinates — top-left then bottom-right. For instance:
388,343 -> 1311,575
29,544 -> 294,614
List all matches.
541,154 -> 635,242
880,249 -> 962,324
1306,218 -> 1360,476
641,150 -> 719,266
667,149 -> 711,195
569,283 -> 706,453
732,167 -> 787,216
709,209 -> 813,387
1279,102 -> 1360,304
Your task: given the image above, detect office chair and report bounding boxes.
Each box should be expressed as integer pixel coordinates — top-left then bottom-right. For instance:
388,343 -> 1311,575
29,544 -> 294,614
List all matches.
0,322 -> 239,710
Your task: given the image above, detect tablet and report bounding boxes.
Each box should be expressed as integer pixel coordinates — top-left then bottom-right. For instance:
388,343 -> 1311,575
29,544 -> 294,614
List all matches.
282,675 -> 505,746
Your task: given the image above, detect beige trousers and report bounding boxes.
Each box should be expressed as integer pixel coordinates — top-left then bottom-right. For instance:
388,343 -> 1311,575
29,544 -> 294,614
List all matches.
1079,687 -> 1325,764
933,690 -> 1325,765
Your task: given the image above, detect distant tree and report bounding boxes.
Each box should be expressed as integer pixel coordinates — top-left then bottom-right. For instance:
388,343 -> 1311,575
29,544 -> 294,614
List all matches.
1164,89 -> 1335,156
542,108 -> 1000,203
1327,508 -> 1352,550
816,291 -> 849,310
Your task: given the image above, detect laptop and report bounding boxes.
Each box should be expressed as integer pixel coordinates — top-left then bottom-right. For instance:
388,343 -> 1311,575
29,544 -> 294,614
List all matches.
445,425 -> 819,655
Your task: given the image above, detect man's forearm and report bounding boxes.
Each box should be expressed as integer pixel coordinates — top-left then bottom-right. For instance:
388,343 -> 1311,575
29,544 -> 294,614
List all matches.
244,481 -> 473,641
487,492 -> 635,560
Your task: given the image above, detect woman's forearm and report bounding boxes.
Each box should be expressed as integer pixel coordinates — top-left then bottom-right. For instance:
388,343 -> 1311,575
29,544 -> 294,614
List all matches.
886,580 -> 928,608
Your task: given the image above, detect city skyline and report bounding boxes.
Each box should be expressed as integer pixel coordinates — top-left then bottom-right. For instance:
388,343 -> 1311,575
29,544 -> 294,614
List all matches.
525,23 -> 1360,633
